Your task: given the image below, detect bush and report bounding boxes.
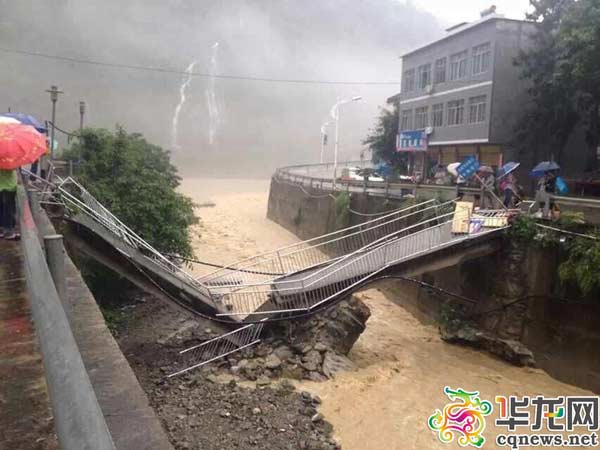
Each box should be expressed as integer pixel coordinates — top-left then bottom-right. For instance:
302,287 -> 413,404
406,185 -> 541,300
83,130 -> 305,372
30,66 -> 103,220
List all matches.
334,192 -> 351,230
64,126 -> 197,258
559,232 -> 600,295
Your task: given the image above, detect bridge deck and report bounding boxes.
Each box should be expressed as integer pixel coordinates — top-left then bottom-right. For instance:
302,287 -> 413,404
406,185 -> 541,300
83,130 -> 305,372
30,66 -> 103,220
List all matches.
0,240 -> 57,449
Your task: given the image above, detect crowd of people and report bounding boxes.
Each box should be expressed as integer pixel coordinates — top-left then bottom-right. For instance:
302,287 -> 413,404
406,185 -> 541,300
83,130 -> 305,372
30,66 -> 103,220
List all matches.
426,161 -> 564,219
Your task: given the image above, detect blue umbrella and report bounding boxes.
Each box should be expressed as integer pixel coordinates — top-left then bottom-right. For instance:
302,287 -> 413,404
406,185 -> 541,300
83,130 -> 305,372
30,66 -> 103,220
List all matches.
1,113 -> 47,133
497,161 -> 520,179
530,161 -> 560,178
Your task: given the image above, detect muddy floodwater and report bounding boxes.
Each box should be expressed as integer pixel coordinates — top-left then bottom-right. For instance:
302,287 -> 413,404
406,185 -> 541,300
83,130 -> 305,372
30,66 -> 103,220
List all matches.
179,178 -> 594,450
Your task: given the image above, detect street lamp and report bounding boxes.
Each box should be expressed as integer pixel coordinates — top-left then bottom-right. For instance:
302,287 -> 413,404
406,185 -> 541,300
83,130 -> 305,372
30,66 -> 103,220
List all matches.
320,120 -> 334,164
79,101 -> 86,134
45,85 -> 63,159
330,96 -> 362,190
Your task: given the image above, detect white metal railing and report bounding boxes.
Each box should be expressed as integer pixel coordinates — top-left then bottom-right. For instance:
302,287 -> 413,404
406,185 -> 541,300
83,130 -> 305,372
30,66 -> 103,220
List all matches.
199,199 -> 456,288
52,176 -> 213,299
28,169 -> 507,324
167,323 -> 264,377
210,211 -> 498,317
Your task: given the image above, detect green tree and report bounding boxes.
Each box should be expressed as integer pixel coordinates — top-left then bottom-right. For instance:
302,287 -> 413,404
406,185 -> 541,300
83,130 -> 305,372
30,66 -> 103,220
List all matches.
558,0 -> 600,171
362,105 -> 407,172
515,0 -> 600,172
65,126 -> 197,258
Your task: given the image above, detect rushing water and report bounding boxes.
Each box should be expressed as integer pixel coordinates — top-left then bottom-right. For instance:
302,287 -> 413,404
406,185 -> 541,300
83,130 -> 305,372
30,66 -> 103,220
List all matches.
171,60 -> 198,150
206,42 -> 221,146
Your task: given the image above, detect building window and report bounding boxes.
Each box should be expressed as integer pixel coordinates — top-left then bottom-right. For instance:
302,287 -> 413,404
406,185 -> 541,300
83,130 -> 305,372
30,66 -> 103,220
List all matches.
450,50 -> 468,80
434,57 -> 447,84
417,64 -> 432,90
447,99 -> 465,126
468,95 -> 487,123
401,109 -> 413,130
402,69 -> 415,92
432,103 -> 444,127
415,106 -> 429,129
472,42 -> 491,75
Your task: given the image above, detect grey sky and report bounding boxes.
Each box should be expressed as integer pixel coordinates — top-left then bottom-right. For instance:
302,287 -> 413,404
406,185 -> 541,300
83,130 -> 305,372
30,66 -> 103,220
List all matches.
408,0 -> 532,26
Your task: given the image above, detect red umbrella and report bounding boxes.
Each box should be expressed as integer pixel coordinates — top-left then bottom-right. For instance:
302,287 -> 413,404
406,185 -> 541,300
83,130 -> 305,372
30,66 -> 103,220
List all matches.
0,123 -> 47,169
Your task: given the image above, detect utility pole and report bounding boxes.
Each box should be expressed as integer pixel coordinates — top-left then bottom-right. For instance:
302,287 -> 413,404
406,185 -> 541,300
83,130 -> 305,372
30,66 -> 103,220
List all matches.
320,121 -> 333,164
79,101 -> 86,134
45,85 -> 63,159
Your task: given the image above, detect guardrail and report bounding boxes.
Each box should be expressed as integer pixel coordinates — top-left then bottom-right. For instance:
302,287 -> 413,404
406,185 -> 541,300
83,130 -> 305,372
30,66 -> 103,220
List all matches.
276,162 -> 600,213
274,161 -> 481,200
199,198 -> 455,288
17,185 -> 116,450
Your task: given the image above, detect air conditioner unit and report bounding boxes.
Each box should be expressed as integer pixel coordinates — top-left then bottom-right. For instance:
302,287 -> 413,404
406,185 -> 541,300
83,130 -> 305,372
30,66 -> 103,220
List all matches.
425,126 -> 434,135
425,84 -> 434,95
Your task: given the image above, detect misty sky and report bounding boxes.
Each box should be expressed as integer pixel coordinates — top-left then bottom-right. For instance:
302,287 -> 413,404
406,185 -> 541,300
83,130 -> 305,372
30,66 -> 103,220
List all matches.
411,0 -> 531,25
0,0 -> 534,177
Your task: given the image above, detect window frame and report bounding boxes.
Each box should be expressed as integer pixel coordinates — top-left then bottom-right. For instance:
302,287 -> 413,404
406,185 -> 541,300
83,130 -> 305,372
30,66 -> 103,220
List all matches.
417,63 -> 432,90
400,109 -> 413,130
472,42 -> 491,75
447,99 -> 465,126
431,103 -> 444,127
414,106 -> 429,129
450,50 -> 468,81
402,68 -> 415,92
434,57 -> 447,84
468,95 -> 487,124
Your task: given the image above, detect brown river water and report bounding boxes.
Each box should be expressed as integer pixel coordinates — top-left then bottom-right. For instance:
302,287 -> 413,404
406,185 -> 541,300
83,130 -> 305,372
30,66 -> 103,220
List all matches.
179,178 -> 594,450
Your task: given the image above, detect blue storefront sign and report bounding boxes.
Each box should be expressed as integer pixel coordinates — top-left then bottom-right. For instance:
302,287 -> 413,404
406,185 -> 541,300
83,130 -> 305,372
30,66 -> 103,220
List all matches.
457,155 -> 480,179
397,130 -> 428,152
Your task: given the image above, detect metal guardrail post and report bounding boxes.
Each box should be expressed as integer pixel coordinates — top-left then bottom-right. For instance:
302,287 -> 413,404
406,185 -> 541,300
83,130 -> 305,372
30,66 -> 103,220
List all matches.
16,186 -> 116,450
44,234 -> 68,316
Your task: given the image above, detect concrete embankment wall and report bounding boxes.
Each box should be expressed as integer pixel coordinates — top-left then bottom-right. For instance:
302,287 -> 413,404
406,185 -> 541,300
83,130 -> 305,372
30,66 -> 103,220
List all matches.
266,177 -> 414,239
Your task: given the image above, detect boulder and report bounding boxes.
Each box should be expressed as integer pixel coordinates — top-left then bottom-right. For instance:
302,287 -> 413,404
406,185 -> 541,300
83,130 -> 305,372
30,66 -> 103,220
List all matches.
264,354 -> 282,370
321,352 -> 355,378
280,294 -> 371,356
301,350 -> 322,372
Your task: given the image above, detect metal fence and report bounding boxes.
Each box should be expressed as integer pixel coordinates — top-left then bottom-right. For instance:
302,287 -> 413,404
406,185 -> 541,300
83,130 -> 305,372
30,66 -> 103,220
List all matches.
209,211 -> 502,318
17,185 -> 116,450
168,323 -> 264,377
199,198 -> 456,288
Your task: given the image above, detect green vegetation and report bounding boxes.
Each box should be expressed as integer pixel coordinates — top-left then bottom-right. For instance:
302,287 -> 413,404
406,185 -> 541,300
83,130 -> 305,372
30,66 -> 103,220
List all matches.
559,232 -> 600,295
510,216 -> 600,295
334,192 -> 351,230
362,105 -> 408,173
515,0 -> 600,171
65,126 -> 197,258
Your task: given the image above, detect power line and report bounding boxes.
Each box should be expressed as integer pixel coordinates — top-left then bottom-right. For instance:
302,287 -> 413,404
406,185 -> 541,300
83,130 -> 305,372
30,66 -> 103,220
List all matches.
0,47 -> 401,86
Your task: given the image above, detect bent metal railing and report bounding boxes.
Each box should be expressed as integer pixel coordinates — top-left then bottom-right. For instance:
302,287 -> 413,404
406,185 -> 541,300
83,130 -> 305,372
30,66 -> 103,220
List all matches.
198,198 -> 456,288
168,323 -> 264,378
24,165 -> 511,376
209,211 -> 506,318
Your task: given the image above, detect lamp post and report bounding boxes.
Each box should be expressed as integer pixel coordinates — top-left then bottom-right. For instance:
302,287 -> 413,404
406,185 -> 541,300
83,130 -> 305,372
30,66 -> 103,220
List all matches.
330,96 -> 362,190
320,120 -> 334,164
79,101 -> 86,134
45,85 -> 63,159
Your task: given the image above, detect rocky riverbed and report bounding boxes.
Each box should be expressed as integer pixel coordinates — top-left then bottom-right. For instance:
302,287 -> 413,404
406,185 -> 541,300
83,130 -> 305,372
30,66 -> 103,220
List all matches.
115,298 -> 348,450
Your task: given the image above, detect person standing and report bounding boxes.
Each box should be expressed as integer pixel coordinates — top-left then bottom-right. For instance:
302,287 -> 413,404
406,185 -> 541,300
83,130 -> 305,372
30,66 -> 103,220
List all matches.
500,173 -> 519,208
0,169 -> 18,240
536,170 -> 557,219
479,171 -> 496,209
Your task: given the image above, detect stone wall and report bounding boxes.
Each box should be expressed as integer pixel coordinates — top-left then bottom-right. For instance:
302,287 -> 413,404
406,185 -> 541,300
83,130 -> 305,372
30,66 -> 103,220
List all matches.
403,243 -> 600,393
